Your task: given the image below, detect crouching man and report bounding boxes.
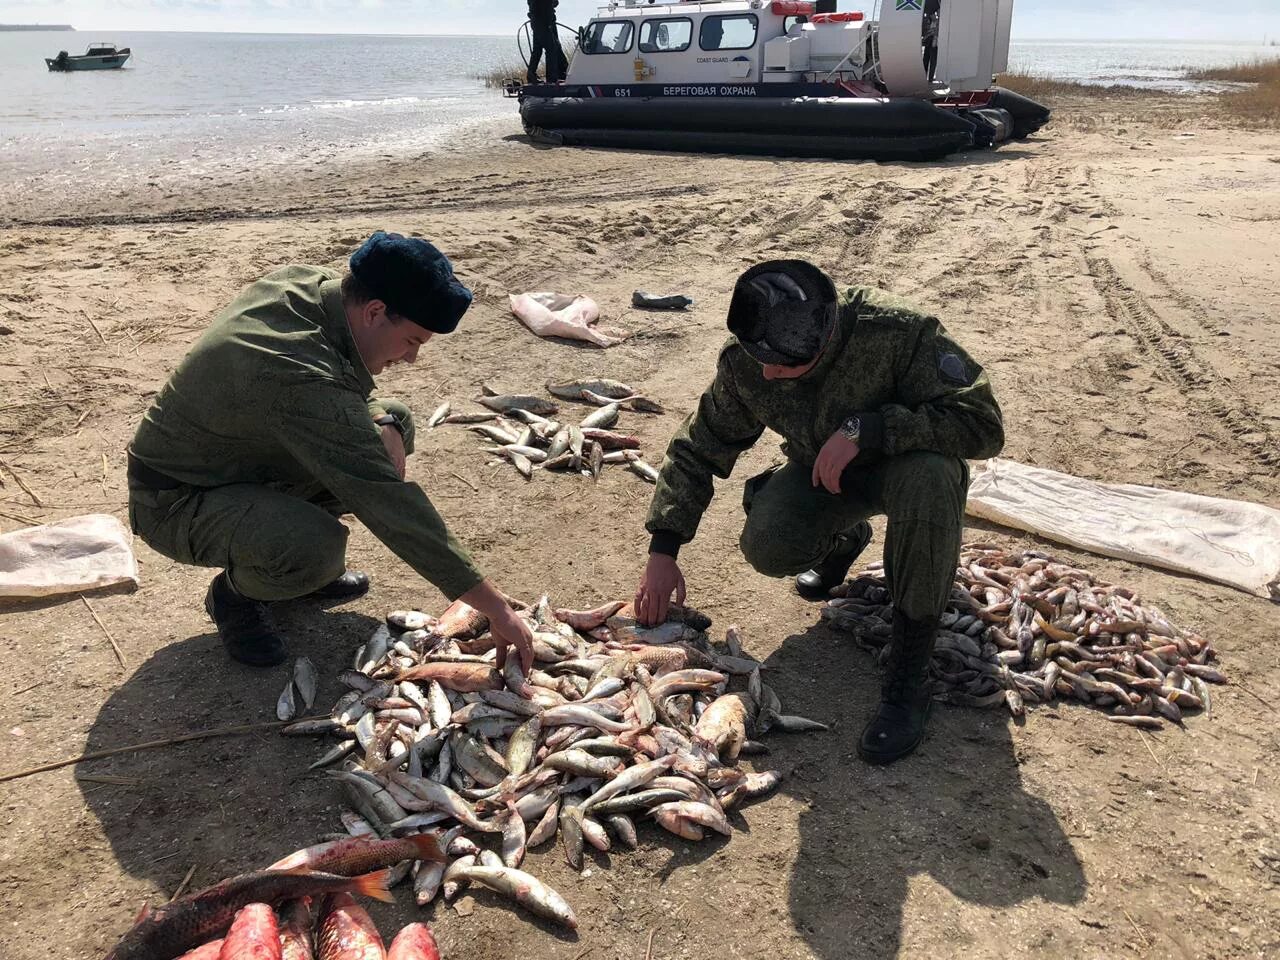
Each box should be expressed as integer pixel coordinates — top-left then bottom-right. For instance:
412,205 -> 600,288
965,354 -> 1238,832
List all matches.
634,261 -> 1003,763
127,232 -> 534,672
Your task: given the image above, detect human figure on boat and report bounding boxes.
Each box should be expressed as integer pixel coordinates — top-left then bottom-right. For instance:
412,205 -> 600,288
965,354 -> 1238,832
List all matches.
527,0 -> 567,84
923,0 -> 941,80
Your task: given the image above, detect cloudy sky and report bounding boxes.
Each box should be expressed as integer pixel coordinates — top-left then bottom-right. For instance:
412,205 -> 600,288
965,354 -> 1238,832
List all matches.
1,0 -> 1277,42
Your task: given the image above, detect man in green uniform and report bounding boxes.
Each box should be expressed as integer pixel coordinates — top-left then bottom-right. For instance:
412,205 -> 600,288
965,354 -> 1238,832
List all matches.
128,232 -> 534,672
635,260 -> 1004,764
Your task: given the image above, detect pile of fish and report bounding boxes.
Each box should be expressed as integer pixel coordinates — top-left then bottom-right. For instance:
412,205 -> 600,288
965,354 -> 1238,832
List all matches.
104,834 -> 446,959
423,379 -> 665,483
822,543 -> 1225,728
283,594 -> 825,930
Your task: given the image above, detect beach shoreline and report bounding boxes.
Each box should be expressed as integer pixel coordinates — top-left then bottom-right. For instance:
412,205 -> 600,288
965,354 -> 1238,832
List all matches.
1,88 -> 1279,959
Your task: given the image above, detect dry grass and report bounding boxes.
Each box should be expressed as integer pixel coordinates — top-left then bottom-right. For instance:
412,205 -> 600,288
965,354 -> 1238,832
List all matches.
1188,58 -> 1280,127
996,71 -> 1166,101
1186,57 -> 1280,84
475,63 -> 527,88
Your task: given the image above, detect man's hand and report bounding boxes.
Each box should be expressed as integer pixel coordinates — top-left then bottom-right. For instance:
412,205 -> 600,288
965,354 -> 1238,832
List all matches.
635,553 -> 686,627
459,579 -> 534,676
380,424 -> 406,480
812,430 -> 860,495
488,602 -> 535,676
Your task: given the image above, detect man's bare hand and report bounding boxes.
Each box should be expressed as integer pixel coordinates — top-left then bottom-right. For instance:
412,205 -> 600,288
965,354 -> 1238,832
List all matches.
812,430 -> 859,495
635,553 -> 686,627
380,424 -> 407,479
460,579 -> 533,676
488,603 -> 534,677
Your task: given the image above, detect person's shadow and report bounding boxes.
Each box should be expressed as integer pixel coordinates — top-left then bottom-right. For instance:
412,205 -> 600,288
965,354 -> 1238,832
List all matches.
762,621 -> 1086,959
77,605 -> 385,935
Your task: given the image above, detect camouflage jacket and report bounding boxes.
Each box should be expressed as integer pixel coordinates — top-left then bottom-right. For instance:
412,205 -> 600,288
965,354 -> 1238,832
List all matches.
130,265 -> 484,600
646,286 -> 1005,552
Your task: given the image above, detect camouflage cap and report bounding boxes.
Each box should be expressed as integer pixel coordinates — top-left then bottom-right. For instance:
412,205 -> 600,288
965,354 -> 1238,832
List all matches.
726,260 -> 839,366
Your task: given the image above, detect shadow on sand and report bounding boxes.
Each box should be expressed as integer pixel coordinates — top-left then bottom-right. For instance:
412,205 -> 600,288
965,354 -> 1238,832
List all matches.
77,604 -> 383,899
762,620 -> 1086,958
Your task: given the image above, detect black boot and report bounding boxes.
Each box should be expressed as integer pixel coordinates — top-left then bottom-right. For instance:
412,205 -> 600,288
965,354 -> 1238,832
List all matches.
306,569 -> 370,603
795,521 -> 873,600
204,573 -> 287,667
858,611 -> 938,764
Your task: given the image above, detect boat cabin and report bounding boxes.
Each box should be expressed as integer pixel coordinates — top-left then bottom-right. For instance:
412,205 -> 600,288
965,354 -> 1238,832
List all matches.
564,0 -> 1014,97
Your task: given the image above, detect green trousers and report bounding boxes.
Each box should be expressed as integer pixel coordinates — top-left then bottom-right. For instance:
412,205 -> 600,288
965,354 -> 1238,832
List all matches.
739,451 -> 968,622
128,399 -> 414,602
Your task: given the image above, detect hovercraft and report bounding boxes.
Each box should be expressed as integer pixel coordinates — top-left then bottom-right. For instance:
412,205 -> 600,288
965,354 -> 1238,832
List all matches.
507,0 -> 1049,161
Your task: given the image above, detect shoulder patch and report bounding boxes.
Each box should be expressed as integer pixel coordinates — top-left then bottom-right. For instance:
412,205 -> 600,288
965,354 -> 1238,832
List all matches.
936,346 -> 975,387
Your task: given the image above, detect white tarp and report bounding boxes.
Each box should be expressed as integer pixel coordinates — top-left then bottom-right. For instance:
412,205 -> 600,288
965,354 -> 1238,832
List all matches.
967,458 -> 1280,602
0,514 -> 138,599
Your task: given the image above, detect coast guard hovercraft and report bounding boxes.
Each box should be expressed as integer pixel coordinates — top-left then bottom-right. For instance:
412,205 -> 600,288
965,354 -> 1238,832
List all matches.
506,0 -> 1049,160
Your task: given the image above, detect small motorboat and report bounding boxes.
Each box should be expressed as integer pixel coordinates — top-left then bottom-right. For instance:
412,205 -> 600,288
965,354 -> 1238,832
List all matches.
46,42 -> 131,71
506,0 -> 1049,161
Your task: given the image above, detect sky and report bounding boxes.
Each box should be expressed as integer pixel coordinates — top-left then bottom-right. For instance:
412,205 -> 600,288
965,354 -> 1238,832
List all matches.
1,0 -> 1278,43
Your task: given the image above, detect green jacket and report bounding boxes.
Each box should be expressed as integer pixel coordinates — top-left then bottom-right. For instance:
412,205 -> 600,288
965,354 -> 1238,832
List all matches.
646,286 -> 1005,550
129,265 -> 484,600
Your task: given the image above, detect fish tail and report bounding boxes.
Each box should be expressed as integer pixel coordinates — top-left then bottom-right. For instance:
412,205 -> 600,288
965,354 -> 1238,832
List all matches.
409,833 -> 446,863
349,868 -> 394,903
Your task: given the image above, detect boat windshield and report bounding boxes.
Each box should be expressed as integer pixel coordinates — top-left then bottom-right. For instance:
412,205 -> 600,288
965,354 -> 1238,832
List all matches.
581,20 -> 634,55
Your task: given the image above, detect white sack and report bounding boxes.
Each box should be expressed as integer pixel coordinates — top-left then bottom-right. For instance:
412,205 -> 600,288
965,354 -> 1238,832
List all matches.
966,458 -> 1280,602
509,292 -> 628,348
0,514 -> 139,599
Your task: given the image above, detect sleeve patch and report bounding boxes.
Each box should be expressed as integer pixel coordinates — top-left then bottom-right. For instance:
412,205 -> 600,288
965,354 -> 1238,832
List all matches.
936,347 -> 975,387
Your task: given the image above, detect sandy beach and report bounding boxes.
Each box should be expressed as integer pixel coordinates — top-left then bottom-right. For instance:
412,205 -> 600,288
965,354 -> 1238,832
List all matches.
1,86 -> 1279,959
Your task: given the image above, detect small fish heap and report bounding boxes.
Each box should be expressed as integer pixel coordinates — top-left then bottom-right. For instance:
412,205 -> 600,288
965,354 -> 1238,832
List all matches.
822,543 -> 1226,729
424,378 -> 665,483
104,834 -> 447,960
284,596 -> 825,931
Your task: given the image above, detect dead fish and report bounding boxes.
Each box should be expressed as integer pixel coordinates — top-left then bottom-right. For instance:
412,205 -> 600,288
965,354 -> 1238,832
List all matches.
628,459 -> 660,483
387,924 -> 441,960
277,680 -> 298,722
579,403 -> 620,430
316,893 -> 385,960
478,393 -> 559,416
102,870 -> 391,960
219,904 -> 279,960
398,662 -> 501,693
425,402 -> 451,428
293,658 -> 319,711
440,412 -> 497,425
545,378 -> 636,401
448,865 -> 578,929
589,442 -> 603,482
581,389 -> 665,414
268,834 -> 444,875
469,423 -> 521,445
554,600 -> 626,631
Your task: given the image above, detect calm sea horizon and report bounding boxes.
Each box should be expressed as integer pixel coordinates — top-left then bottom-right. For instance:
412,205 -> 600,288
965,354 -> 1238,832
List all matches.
0,30 -> 1275,206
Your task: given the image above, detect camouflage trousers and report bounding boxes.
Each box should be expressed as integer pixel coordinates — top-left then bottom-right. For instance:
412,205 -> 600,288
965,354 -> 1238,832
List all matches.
128,399 -> 414,602
739,451 -> 968,622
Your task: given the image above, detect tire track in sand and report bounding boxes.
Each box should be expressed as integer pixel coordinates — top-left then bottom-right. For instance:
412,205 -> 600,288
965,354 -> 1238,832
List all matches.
1087,256 -> 1279,468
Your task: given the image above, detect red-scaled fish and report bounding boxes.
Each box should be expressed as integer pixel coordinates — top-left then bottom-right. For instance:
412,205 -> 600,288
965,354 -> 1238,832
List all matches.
278,899 -> 314,960
217,904 -> 280,960
386,924 -> 439,960
104,869 -> 391,960
269,835 -> 443,876
316,894 -> 385,960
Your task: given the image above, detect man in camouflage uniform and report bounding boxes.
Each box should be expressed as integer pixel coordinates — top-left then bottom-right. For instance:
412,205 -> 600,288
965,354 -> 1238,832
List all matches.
635,260 -> 1004,764
128,232 -> 534,672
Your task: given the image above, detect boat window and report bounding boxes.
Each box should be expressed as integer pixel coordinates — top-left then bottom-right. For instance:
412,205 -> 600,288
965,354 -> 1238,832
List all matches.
581,20 -> 635,55
698,15 -> 758,51
639,18 -> 693,54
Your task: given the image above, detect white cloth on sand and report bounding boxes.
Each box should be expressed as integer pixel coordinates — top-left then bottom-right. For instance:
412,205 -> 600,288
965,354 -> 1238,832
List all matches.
0,514 -> 139,599
966,458 -> 1280,601
509,292 -> 629,348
